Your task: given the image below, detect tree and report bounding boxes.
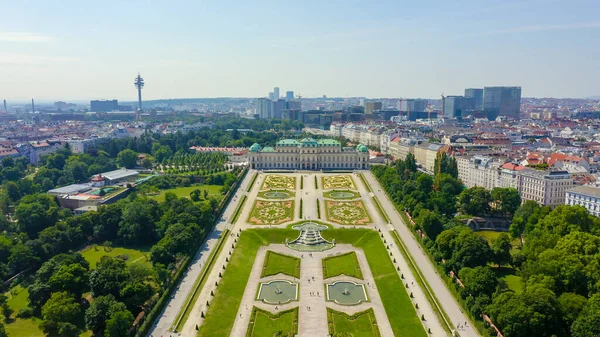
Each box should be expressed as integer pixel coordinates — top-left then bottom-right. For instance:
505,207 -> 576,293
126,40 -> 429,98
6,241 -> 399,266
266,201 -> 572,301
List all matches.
48,263 -> 89,297
571,293 -> 600,337
89,257 -> 130,298
141,158 -> 153,169
491,188 -> 521,218
0,323 -> 7,337
459,266 -> 498,299
40,292 -> 81,337
190,189 -> 201,202
116,149 -> 138,169
104,309 -> 134,337
487,284 -> 564,337
85,295 -> 127,334
491,233 -> 512,267
414,209 -> 444,240
457,187 -> 491,216
558,292 -> 587,328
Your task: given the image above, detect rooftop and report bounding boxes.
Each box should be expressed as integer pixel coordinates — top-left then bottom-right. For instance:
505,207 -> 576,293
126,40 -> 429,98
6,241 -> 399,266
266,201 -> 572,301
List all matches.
567,185 -> 600,198
100,168 -> 139,181
48,184 -> 92,195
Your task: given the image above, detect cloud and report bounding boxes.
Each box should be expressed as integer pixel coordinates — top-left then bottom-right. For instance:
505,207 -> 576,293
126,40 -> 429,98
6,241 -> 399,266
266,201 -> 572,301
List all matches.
0,52 -> 79,65
0,32 -> 55,42
455,22 -> 600,39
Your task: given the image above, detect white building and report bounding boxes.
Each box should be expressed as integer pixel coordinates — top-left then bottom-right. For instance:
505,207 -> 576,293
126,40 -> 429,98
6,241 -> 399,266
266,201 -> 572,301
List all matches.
566,185 -> 600,217
518,169 -> 573,207
248,138 -> 370,170
456,155 -> 500,190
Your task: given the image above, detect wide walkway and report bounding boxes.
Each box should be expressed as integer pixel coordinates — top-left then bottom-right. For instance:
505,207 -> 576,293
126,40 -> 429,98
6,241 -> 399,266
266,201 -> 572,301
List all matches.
146,170 -> 254,337
364,171 -> 480,337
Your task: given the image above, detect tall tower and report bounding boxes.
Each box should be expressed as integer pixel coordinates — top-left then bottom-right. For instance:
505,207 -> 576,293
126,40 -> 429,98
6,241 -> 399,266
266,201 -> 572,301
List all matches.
31,98 -> 35,113
134,73 -> 145,111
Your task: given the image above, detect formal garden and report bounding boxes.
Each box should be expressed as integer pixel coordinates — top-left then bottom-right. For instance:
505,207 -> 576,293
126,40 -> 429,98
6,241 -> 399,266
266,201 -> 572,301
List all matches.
327,308 -> 381,337
322,175 -> 357,190
261,251 -> 301,278
325,201 -> 371,225
246,306 -> 299,337
261,175 -> 296,190
198,226 -> 427,337
323,190 -> 361,200
248,200 -> 295,225
322,252 -> 363,279
257,190 -> 295,200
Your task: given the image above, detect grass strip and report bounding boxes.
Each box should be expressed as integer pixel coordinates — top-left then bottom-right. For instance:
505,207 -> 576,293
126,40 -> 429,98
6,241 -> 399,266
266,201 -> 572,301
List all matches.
327,307 -> 381,337
261,250 -> 301,278
247,172 -> 258,192
246,306 -> 299,337
230,195 -> 247,224
371,196 -> 389,223
390,228 -> 454,336
171,228 -> 230,332
322,251 -> 363,279
359,173 -> 372,192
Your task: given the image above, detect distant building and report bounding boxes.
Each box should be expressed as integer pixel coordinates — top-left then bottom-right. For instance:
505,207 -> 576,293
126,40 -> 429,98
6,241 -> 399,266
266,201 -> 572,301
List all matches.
444,96 -> 475,119
286,91 -> 294,100
483,86 -> 522,120
399,99 -> 427,113
519,169 -> 572,207
90,99 -> 119,112
94,168 -> 139,185
365,102 -> 382,114
273,87 -> 280,100
566,186 -> 600,217
248,138 -> 369,170
464,88 -> 483,110
256,98 -> 273,119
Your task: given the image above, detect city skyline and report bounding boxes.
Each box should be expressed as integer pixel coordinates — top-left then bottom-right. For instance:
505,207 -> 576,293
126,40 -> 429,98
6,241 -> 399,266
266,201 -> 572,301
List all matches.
1,0 -> 599,100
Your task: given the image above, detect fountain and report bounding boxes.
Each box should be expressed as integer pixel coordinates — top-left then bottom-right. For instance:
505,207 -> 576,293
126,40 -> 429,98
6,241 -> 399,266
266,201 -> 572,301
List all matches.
257,280 -> 298,304
287,222 -> 335,252
275,287 -> 282,294
326,281 -> 368,305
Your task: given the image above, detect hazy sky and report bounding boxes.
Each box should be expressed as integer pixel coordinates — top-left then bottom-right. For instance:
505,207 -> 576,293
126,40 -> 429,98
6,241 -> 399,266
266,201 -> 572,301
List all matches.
1,0 -> 599,101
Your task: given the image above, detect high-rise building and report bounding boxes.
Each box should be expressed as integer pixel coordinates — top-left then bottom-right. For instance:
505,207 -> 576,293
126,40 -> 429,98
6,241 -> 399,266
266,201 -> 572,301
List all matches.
256,98 -> 273,118
273,87 -> 280,100
286,100 -> 301,111
268,92 -> 275,100
91,100 -> 119,112
444,96 -> 474,119
399,99 -> 427,113
286,91 -> 294,100
464,88 -> 483,110
272,99 -> 285,119
483,86 -> 522,120
365,102 -> 383,114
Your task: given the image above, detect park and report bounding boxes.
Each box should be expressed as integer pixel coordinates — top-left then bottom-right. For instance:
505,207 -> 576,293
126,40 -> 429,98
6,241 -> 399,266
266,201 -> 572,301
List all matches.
170,171 -> 445,337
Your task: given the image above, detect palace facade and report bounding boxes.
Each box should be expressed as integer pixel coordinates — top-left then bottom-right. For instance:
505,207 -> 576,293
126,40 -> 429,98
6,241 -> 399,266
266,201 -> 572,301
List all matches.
248,138 -> 370,170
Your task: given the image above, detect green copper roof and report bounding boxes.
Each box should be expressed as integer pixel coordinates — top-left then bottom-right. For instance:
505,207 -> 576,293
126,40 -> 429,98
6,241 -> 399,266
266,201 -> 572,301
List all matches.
261,147 -> 276,152
356,144 -> 368,152
317,139 -> 340,146
249,143 -> 261,152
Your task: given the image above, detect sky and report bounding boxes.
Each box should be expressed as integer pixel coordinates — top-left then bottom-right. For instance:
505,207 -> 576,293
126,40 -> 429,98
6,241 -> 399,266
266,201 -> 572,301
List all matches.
0,0 -> 599,101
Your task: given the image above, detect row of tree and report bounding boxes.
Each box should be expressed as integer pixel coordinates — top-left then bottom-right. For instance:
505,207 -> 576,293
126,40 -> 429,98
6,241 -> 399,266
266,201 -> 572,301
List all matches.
372,156 -> 600,337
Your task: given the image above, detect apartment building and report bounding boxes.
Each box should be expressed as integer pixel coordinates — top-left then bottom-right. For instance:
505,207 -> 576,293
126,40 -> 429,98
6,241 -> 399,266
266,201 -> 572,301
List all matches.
456,155 -> 500,190
565,185 -> 600,217
518,169 -> 573,207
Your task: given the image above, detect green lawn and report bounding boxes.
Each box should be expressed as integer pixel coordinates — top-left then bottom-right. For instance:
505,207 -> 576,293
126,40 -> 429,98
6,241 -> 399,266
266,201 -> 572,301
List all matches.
495,267 -> 523,293
248,307 -> 299,337
261,251 -> 301,278
5,317 -> 44,337
327,308 -> 380,337
322,252 -> 363,279
199,227 -> 426,337
475,230 -> 520,247
80,245 -> 150,269
150,185 -> 223,202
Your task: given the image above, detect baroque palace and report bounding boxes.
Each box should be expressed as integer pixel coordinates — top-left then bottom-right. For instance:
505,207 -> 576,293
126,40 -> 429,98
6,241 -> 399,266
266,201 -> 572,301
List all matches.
248,138 -> 370,170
